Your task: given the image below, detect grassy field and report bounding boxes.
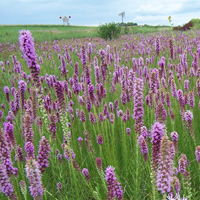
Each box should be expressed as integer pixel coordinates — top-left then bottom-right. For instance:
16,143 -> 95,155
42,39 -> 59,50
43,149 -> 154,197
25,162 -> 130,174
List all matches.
1,23 -> 200,200
0,25 -> 99,44
0,24 -> 171,44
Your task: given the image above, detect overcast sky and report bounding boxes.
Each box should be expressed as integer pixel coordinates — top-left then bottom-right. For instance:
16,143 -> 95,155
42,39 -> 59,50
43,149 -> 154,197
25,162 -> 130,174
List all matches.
0,0 -> 200,26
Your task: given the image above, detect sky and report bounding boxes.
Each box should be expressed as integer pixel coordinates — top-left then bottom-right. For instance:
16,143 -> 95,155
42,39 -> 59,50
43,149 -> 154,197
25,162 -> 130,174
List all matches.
0,0 -> 200,26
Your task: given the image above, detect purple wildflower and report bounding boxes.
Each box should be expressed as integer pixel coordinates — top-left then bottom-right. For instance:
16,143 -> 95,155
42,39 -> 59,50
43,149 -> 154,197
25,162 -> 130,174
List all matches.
0,129 -> 18,176
19,30 -> 40,87
16,145 -> 24,163
37,136 -> 51,173
0,164 -> 16,199
195,146 -> 200,163
105,166 -> 123,200
149,70 -> 157,93
57,182 -> 62,192
138,135 -> 148,162
86,96 -> 92,112
157,136 -> 173,195
151,122 -> 165,180
1,103 -> 5,109
25,158 -> 43,199
99,113 -> 104,122
133,78 -> 144,134
96,157 -> 102,171
155,102 -> 167,124
171,132 -> 178,152
4,121 -> 16,148
18,80 -> 27,109
168,38 -> 174,59
4,86 -> 10,102
184,80 -> 189,91
166,92 -> 171,107
25,141 -> 35,159
184,110 -> 194,137
77,137 -> 83,148
126,128 -> 131,135
155,36 -> 160,56
170,176 -> 180,197
80,109 -> 86,122
109,113 -> 114,123
114,99 -> 119,110
23,113 -> 34,143
82,168 -> 90,182
63,145 -> 75,162
55,81 -> 66,113
188,91 -> 194,108
81,45 -> 87,66
97,134 -> 103,145
109,102 -> 114,112
178,154 -> 187,173
48,113 -> 57,142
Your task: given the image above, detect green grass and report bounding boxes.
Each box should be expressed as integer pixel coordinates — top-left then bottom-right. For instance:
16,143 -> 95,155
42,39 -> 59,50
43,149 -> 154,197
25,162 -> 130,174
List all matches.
1,26 -> 200,200
0,24 -> 171,44
0,25 -> 99,43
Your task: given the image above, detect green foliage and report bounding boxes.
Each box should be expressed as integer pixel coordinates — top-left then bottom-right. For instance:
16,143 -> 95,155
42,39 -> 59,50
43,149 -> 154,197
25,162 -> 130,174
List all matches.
126,22 -> 138,26
98,22 -> 121,40
191,18 -> 200,29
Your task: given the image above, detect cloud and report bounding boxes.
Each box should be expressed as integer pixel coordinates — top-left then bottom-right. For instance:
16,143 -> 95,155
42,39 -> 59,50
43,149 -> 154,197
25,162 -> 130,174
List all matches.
136,4 -> 182,15
0,0 -> 200,26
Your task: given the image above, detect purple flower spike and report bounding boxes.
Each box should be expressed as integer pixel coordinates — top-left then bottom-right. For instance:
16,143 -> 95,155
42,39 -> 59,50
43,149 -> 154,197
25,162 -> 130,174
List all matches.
77,137 -> 83,148
105,166 -> 124,200
151,122 -> 165,179
25,158 -> 43,199
97,134 -> 103,145
55,81 -> 66,113
126,128 -> 131,135
80,109 -> 86,122
37,136 -> 51,173
4,86 -> 10,102
178,154 -> 187,173
25,141 -> 35,159
82,168 -> 90,182
0,164 -> 16,199
157,136 -> 174,195
155,36 -> 160,56
138,135 -> 148,162
4,121 -> 16,148
195,146 -> 200,163
155,103 -> 167,124
0,129 -> 18,176
18,80 -> 27,109
19,30 -> 40,87
140,126 -> 148,140
171,132 -> 178,152
133,78 -> 144,134
96,157 -> 102,170
17,145 -> 24,163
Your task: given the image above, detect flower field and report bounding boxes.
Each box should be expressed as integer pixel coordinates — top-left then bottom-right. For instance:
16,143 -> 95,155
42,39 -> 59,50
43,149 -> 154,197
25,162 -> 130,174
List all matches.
0,29 -> 200,199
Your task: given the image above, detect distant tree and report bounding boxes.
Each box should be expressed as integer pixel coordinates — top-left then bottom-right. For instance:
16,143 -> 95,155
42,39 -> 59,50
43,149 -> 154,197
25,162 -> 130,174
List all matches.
98,22 -> 121,40
126,22 -> 137,26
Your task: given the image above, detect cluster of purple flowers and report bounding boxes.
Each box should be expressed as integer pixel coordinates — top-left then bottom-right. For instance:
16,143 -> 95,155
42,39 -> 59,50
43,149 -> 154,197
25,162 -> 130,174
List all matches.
105,166 -> 123,200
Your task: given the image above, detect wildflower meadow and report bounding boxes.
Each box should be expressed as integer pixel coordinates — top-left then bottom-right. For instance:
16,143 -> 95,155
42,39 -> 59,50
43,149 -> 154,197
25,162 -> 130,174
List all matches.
1,28 -> 200,200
